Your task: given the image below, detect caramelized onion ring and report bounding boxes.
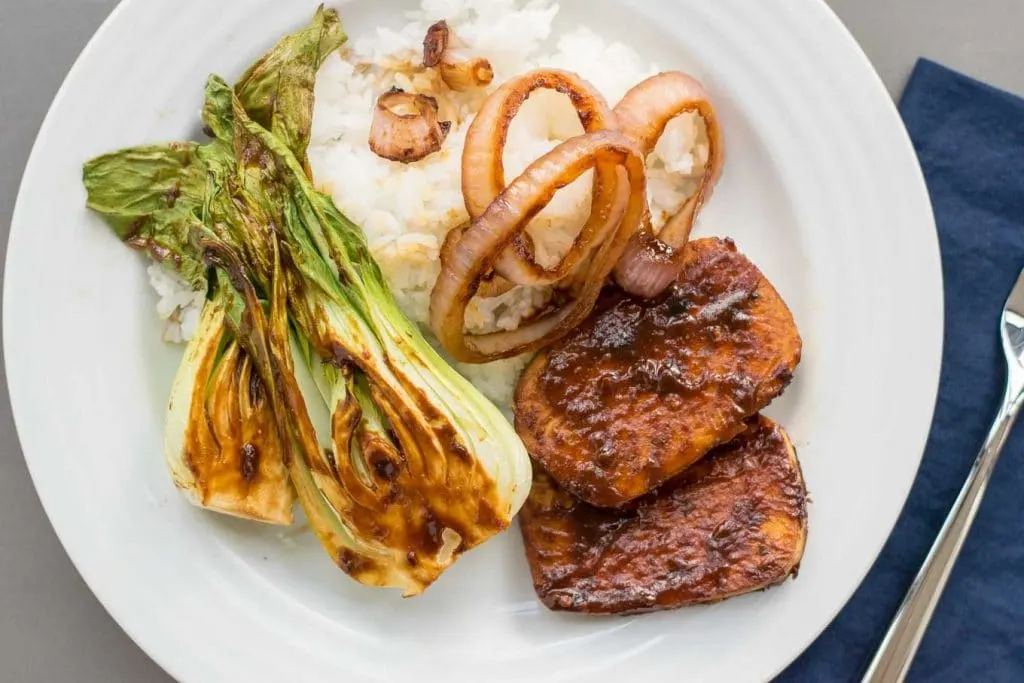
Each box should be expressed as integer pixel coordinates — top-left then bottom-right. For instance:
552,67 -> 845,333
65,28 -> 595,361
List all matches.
439,224 -> 516,298
432,130 -> 646,363
368,88 -> 452,163
462,69 -> 620,287
615,71 -> 724,247
612,71 -> 725,297
423,20 -> 494,92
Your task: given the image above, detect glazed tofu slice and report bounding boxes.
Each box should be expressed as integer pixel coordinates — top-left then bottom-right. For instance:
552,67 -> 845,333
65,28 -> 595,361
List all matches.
515,237 -> 801,507
518,415 -> 808,614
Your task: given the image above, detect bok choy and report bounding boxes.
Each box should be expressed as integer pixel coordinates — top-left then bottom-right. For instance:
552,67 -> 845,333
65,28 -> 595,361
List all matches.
82,6 -> 531,595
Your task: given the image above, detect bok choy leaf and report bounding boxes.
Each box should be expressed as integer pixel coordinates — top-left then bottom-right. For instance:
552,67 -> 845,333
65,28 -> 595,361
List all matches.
82,5 -> 531,596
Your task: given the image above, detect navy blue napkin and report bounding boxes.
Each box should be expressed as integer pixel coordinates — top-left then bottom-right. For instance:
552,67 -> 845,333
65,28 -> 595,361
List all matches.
776,59 -> 1024,682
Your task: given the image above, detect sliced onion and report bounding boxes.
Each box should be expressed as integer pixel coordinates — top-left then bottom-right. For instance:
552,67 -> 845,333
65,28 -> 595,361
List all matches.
612,71 -> 725,297
368,88 -> 452,163
422,20 -> 494,92
439,224 -> 516,298
431,130 -> 647,363
462,69 -> 620,287
612,222 -> 680,300
614,71 -> 724,247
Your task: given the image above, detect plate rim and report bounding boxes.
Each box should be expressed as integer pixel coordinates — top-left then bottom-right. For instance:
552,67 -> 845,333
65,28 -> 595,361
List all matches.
758,1 -> 945,678
2,0 -> 943,681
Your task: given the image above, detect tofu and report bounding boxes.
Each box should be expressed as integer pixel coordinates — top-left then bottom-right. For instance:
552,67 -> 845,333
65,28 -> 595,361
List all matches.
518,415 -> 808,614
514,237 -> 802,507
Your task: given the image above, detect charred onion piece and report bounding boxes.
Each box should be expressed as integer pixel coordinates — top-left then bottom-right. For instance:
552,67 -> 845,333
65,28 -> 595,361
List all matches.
440,224 -> 545,299
368,88 -> 452,163
463,70 -> 615,218
431,130 -> 646,363
462,69 -> 622,288
612,71 -> 725,297
440,224 -> 514,298
423,20 -> 494,92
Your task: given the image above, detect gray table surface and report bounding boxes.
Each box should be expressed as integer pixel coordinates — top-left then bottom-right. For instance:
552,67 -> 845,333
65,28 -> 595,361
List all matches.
2,1 -> 1023,681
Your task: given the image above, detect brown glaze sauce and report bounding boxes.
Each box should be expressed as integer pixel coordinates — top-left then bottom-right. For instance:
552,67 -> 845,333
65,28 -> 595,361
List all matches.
515,237 -> 802,507
181,329 -> 294,524
300,337 -> 510,592
519,416 -> 808,614
541,238 -> 762,421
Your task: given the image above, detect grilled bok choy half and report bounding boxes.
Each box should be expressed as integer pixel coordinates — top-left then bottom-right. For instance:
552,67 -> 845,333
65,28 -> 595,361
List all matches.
81,6 -> 531,595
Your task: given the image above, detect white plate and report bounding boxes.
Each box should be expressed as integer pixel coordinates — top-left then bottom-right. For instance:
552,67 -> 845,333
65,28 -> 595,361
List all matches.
4,0 -> 942,681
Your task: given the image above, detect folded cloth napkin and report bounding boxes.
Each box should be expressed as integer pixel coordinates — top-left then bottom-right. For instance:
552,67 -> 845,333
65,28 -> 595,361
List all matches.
777,59 -> 1024,682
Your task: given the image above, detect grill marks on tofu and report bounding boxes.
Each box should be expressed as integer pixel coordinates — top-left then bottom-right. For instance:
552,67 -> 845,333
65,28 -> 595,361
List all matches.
518,415 -> 808,614
514,237 -> 802,507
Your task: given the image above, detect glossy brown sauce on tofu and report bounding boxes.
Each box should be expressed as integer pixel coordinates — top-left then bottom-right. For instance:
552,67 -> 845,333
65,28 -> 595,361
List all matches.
518,415 -> 808,614
514,237 -> 802,507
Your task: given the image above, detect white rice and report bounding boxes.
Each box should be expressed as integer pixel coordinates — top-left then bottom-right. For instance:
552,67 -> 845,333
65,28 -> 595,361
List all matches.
152,0 -> 707,409
148,263 -> 204,343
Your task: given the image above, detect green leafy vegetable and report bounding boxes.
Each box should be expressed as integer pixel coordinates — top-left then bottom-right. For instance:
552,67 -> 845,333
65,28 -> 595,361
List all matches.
82,143 -> 210,289
81,5 -> 532,596
234,5 -> 345,134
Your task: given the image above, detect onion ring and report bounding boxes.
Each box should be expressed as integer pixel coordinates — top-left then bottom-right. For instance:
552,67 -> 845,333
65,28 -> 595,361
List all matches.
439,224 -> 516,298
368,88 -> 452,164
462,69 -> 622,287
431,130 -> 647,363
612,71 -> 725,297
422,20 -> 494,92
